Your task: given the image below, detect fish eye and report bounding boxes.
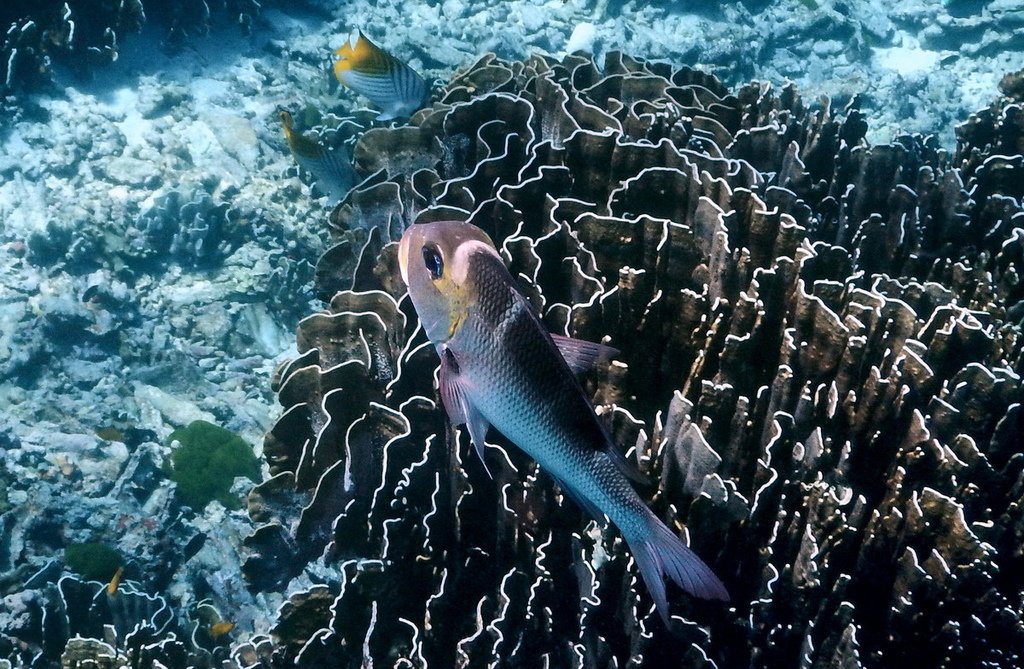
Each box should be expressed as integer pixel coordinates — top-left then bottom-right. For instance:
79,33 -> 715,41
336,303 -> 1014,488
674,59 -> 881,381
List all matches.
422,245 -> 444,280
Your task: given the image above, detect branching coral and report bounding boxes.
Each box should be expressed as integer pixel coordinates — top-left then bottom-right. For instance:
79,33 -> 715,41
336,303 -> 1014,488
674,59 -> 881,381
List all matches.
247,51 -> 1024,668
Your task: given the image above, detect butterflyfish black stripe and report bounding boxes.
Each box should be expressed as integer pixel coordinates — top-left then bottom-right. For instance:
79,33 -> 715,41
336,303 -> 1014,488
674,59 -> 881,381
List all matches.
394,63 -> 423,103
391,65 -> 408,99
402,65 -> 421,100
346,72 -> 400,100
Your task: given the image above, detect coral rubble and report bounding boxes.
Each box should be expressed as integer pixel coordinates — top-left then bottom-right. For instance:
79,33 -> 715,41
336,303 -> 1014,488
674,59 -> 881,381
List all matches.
249,51 -> 1024,668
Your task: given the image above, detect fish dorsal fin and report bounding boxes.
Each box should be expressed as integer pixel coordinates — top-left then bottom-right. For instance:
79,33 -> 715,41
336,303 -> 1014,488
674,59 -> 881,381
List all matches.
439,349 -> 493,478
548,334 -> 646,484
335,31 -> 392,77
550,334 -> 619,375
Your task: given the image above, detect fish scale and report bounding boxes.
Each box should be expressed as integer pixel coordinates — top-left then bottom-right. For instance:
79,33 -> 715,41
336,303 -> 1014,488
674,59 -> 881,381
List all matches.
454,254 -> 649,535
333,32 -> 427,121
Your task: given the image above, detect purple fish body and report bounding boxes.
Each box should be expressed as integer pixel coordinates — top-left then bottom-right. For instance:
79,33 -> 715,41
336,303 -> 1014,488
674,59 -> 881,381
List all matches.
398,220 -> 728,624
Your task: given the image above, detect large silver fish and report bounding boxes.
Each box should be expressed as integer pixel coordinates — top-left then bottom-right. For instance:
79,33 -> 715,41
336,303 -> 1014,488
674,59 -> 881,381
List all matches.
398,220 -> 728,624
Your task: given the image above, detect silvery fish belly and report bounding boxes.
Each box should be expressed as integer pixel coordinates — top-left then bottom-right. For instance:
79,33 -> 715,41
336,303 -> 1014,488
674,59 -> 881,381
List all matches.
398,220 -> 729,625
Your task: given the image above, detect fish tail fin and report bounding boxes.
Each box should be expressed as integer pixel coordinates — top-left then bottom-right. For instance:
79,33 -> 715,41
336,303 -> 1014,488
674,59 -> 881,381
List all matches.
627,512 -> 728,626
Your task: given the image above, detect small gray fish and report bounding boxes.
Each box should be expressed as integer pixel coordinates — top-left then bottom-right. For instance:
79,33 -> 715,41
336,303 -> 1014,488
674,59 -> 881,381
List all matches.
398,220 -> 729,625
333,31 -> 428,121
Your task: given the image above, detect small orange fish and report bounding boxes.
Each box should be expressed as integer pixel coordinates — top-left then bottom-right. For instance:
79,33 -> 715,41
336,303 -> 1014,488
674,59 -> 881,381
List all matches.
209,621 -> 235,638
106,566 -> 124,596
333,31 -> 428,121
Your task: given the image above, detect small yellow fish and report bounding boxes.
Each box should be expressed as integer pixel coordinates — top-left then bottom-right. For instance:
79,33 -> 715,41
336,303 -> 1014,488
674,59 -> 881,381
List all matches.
333,31 -> 428,120
279,110 -> 355,203
209,621 -> 235,638
106,566 -> 124,596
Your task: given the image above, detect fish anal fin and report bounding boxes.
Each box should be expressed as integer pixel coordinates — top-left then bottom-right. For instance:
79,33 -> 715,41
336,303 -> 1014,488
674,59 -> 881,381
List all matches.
558,481 -> 605,523
550,334 -> 619,375
439,350 -> 493,479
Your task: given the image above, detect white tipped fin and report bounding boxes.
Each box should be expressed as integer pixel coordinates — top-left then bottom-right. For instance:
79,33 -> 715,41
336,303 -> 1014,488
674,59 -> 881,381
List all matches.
439,349 -> 493,478
550,334 -> 619,374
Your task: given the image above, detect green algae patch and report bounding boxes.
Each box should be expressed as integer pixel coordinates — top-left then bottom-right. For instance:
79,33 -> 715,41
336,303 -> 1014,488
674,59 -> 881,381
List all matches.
65,542 -> 122,582
166,420 -> 261,510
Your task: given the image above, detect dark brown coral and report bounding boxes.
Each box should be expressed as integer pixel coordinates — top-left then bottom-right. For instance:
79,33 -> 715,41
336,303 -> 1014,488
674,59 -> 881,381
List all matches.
246,51 -> 1024,669
0,0 -> 266,95
1000,67 -> 1024,103
1,0 -> 144,93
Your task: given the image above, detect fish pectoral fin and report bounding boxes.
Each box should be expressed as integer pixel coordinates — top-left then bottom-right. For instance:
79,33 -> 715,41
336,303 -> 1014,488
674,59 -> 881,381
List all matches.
464,407 -> 493,479
550,334 -> 619,374
439,350 -> 494,479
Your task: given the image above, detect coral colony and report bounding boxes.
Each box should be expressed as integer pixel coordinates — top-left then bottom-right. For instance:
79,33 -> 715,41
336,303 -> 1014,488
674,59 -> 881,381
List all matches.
1,1 -> 1023,668
252,53 -> 1024,668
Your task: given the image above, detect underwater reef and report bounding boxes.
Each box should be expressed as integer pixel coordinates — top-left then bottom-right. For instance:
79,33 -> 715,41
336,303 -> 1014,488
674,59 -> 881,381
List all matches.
244,52 -> 1024,667
0,0 -> 271,97
4,0 -> 1024,143
1,2 -> 1023,668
